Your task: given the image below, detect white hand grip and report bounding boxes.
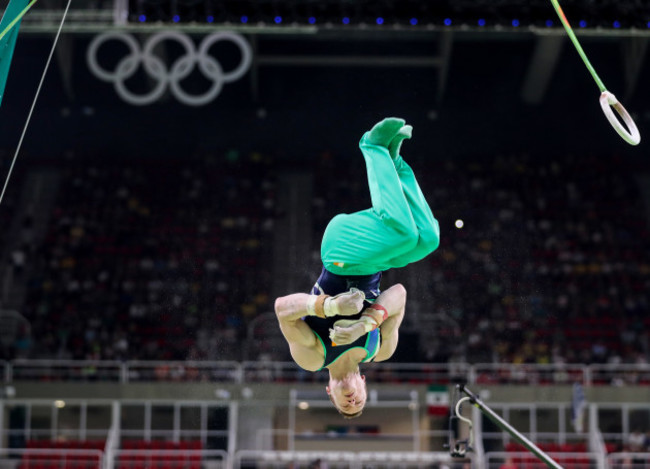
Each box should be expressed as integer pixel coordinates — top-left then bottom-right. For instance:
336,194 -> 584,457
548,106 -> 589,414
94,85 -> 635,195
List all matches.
599,91 -> 641,146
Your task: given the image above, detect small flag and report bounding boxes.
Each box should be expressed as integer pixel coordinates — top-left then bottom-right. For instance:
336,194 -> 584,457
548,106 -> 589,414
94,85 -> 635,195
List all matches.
571,382 -> 587,433
426,384 -> 449,416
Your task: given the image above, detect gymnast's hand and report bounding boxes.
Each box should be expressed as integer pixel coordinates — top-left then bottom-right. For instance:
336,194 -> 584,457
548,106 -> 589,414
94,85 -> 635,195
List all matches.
327,288 -> 366,316
329,319 -> 368,346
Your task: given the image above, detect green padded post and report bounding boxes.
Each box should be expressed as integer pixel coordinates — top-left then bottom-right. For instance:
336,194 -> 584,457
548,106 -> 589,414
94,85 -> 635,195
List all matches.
0,0 -> 30,106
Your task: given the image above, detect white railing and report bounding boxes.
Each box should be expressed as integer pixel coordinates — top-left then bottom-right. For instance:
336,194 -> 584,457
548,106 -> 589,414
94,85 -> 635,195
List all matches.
485,451 -> 602,469
7,359 -> 124,382
4,359 -> 650,386
254,428 -> 453,454
109,449 -> 228,469
5,359 -> 242,383
233,450 -> 474,469
470,363 -> 589,385
608,452 -> 650,468
588,363 -> 650,385
240,360 -> 469,384
125,360 -> 242,383
0,448 -> 229,469
103,410 -> 119,469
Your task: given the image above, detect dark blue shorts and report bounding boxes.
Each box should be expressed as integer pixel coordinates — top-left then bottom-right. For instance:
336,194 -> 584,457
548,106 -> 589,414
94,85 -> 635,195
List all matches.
311,265 -> 382,302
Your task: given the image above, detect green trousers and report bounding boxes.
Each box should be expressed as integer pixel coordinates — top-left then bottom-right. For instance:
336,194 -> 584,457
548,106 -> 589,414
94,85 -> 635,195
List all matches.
321,132 -> 440,276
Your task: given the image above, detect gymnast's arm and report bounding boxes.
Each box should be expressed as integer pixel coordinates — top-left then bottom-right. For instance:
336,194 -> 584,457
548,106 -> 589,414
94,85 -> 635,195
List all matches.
274,293 -> 322,348
373,283 -> 407,362
274,290 -> 366,370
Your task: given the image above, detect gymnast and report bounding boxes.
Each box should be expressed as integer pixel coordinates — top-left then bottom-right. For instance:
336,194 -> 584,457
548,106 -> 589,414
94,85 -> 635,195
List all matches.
275,117 -> 440,418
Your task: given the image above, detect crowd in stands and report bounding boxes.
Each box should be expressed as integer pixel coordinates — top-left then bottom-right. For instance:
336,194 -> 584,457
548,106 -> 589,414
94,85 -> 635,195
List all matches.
1,150 -> 650,369
0,158 -> 28,360
461,154 -> 646,367
0,154 -> 22,275
8,151 -> 277,362
473,154 -> 648,367
311,152 -> 650,368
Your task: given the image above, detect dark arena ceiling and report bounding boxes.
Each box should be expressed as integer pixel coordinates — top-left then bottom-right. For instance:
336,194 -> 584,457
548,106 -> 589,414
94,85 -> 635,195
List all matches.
1,0 -> 649,160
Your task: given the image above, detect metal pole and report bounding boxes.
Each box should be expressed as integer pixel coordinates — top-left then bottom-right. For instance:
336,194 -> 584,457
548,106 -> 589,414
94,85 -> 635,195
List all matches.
227,402 -> 238,469
0,401 -> 4,451
460,385 -> 563,469
288,389 -> 296,452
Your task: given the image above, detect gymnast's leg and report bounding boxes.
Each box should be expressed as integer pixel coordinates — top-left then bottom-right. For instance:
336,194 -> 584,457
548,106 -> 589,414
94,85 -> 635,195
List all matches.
390,141 -> 440,264
358,131 -> 418,237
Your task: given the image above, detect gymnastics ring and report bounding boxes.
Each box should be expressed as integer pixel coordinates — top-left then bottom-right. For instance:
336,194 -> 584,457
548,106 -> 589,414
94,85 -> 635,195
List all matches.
599,91 -> 641,146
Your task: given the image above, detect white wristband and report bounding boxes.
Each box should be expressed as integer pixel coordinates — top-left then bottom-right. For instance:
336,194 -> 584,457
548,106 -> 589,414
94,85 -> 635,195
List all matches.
323,297 -> 340,317
359,315 -> 378,333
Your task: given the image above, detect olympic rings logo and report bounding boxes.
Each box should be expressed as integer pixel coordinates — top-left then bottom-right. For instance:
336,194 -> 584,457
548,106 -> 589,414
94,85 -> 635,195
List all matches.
86,31 -> 252,106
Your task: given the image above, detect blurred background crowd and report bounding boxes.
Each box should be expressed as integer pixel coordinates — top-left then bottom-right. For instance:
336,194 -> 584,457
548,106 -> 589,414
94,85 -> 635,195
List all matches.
2,149 -> 648,370
1,0 -> 650,374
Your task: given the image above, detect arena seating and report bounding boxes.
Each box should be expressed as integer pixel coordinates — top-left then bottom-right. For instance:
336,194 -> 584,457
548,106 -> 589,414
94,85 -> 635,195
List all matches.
505,441 -> 591,468
118,440 -> 202,469
2,152 -> 649,367
16,439 -> 203,469
0,164 -> 23,275
19,440 -> 104,469
310,153 -> 650,366
14,155 -> 277,362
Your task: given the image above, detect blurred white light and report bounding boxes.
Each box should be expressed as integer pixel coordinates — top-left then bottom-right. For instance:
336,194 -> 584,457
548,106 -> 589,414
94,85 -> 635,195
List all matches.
298,401 -> 310,410
214,389 -> 231,399
455,219 -> 464,229
54,400 -> 66,408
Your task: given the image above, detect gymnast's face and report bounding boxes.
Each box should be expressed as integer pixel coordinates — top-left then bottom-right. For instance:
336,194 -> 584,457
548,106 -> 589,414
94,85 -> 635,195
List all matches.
326,373 -> 367,417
